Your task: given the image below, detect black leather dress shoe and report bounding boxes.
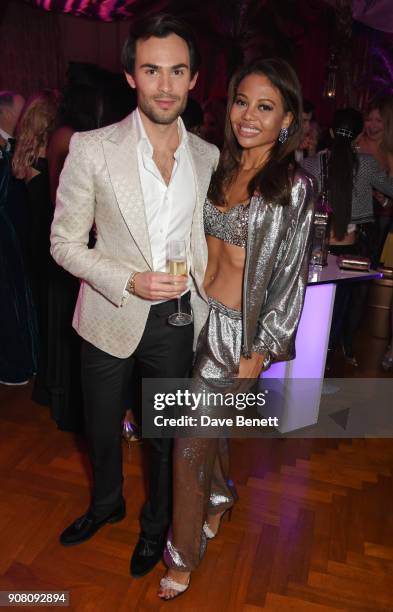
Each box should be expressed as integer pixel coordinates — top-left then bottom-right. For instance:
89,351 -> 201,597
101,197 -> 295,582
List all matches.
130,533 -> 165,578
60,500 -> 126,546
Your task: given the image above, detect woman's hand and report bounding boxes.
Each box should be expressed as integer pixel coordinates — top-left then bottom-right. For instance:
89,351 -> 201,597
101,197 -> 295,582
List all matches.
373,189 -> 392,208
237,352 -> 266,379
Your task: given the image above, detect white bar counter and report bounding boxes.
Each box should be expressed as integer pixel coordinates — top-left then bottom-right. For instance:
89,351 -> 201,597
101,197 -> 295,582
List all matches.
261,254 -> 382,433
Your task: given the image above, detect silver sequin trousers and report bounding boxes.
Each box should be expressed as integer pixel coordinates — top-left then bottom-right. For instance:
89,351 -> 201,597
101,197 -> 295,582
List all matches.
164,297 -> 242,572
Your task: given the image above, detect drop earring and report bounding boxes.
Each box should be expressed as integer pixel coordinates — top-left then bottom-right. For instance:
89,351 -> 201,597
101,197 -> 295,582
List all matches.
278,127 -> 289,143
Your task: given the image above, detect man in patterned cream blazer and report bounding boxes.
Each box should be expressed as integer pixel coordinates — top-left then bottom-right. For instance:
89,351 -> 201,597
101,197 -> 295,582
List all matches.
50,14 -> 219,578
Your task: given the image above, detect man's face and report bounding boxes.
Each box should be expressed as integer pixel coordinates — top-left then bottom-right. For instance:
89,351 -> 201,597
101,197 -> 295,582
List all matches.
126,34 -> 198,126
0,94 -> 25,135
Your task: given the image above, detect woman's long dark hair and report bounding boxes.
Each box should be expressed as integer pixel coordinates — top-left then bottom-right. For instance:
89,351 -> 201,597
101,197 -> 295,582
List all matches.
208,58 -> 303,207
328,108 -> 363,240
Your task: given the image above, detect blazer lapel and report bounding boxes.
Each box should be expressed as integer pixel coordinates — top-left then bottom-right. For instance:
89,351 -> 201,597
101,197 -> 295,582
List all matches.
187,138 -> 211,297
188,139 -> 212,228
102,113 -> 153,269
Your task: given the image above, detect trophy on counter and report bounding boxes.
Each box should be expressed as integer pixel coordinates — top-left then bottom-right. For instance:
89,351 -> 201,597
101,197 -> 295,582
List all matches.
310,152 -> 331,267
310,209 -> 330,266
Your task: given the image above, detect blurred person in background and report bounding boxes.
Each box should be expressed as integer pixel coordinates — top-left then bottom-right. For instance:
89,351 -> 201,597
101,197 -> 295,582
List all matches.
0,91 -> 25,145
0,91 -> 38,386
295,99 -> 319,161
303,108 -> 393,366
0,92 -> 28,252
13,90 -> 59,403
357,96 -> 393,266
46,63 -> 132,432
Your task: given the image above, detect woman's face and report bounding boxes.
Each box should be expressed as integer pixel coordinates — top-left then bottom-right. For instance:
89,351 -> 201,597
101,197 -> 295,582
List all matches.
364,108 -> 384,141
230,73 -> 292,153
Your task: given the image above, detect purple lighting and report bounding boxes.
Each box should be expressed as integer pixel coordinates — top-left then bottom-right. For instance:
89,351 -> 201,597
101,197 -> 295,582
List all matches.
262,283 -> 336,380
261,282 -> 336,433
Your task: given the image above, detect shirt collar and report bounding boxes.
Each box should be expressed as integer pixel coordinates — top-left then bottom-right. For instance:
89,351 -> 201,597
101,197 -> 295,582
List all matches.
134,108 -> 188,157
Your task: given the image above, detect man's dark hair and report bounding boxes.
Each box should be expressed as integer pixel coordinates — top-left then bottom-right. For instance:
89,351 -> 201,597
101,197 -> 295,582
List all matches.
121,13 -> 200,78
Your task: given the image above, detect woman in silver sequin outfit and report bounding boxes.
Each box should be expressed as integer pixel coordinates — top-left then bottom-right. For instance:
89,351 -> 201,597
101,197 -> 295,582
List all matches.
158,58 -> 316,599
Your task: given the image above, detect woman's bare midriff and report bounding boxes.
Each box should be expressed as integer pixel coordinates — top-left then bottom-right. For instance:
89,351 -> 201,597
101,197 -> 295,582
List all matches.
204,235 -> 245,310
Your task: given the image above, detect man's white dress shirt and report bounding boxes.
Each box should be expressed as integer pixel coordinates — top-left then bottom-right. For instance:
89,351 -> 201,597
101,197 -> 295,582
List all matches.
130,108 -> 196,303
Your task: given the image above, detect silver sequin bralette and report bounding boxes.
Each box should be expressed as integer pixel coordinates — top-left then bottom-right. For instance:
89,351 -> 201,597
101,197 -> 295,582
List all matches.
204,198 -> 249,248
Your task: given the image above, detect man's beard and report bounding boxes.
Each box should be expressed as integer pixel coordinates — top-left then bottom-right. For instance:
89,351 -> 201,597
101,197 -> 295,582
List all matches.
138,95 -> 187,125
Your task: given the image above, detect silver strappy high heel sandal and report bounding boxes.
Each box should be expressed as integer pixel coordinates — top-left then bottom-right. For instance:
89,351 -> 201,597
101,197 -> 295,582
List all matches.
158,574 -> 190,600
202,507 -> 233,540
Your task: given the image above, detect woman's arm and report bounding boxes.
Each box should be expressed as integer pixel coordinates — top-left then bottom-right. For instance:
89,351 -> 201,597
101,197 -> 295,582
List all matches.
367,156 -> 393,198
251,174 -> 316,366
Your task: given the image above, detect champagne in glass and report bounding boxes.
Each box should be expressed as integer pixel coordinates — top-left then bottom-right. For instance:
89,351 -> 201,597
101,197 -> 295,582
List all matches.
167,240 -> 193,327
169,259 -> 187,276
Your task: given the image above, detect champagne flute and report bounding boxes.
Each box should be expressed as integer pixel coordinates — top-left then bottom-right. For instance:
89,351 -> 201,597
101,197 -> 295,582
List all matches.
167,240 -> 193,327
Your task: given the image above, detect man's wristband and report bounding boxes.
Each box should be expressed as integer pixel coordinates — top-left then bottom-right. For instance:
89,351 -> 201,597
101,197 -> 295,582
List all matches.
126,272 -> 138,295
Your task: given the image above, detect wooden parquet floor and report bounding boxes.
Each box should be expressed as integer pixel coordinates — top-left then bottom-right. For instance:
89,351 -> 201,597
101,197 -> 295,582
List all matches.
0,332 -> 393,611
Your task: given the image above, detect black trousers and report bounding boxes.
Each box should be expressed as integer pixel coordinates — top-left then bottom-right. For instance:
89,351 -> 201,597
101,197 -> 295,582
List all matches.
81,293 -> 194,537
328,244 -> 368,353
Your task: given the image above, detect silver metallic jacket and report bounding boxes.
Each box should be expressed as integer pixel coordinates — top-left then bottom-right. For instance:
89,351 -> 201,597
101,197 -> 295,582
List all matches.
242,168 -> 317,361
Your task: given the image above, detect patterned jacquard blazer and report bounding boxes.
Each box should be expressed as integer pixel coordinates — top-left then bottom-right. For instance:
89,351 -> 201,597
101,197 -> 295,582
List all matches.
50,112 -> 219,358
